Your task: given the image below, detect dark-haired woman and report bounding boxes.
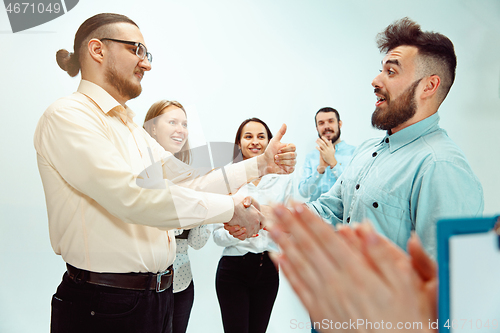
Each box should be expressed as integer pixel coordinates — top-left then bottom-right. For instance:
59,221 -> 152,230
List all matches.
213,118 -> 294,333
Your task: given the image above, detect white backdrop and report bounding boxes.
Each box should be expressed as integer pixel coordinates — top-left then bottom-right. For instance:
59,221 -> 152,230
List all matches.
1,0 -> 499,332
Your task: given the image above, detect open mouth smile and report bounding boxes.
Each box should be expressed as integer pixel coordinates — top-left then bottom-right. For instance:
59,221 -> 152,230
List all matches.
171,137 -> 184,143
375,94 -> 387,107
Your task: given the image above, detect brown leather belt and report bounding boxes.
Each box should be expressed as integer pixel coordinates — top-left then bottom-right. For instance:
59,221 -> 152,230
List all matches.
66,264 -> 173,293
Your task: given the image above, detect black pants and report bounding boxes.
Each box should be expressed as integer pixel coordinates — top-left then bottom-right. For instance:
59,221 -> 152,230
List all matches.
51,271 -> 173,333
215,252 -> 279,333
172,280 -> 194,333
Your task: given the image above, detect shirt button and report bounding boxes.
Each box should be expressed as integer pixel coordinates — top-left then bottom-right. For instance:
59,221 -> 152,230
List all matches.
385,138 -> 389,143
372,152 -> 377,157
373,202 -> 379,208
346,217 -> 350,223
355,184 -> 360,190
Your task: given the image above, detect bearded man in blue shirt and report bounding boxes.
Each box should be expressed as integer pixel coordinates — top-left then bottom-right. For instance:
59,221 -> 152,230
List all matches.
299,107 -> 356,201
307,17 -> 484,259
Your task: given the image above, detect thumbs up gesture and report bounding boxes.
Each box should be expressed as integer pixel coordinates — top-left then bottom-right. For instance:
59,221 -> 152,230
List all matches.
257,124 -> 296,175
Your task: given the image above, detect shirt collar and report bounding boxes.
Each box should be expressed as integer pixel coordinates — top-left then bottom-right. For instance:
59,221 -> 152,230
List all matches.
383,113 -> 440,153
335,140 -> 346,149
77,80 -> 136,123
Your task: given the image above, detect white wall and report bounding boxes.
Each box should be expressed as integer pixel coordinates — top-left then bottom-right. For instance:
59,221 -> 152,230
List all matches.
1,0 -> 499,332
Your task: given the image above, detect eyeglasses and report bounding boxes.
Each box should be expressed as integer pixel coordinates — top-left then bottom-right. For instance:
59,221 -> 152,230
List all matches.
100,38 -> 153,63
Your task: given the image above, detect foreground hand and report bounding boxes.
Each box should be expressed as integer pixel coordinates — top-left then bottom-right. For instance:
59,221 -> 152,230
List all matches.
224,196 -> 263,240
267,202 -> 436,333
258,124 -> 296,175
407,234 -> 438,324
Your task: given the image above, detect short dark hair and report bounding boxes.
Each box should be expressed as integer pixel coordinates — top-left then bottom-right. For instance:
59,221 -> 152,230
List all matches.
233,118 -> 273,161
56,13 -> 138,77
315,107 -> 340,127
376,17 -> 457,103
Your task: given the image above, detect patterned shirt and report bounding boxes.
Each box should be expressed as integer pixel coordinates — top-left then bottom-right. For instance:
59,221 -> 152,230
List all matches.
173,225 -> 211,292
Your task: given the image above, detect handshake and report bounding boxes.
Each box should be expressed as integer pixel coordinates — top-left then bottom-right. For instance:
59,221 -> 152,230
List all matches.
223,196 -> 274,240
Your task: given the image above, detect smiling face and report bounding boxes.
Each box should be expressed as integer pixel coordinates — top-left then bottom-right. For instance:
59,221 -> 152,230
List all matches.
315,111 -> 342,144
371,45 -> 422,132
153,106 -> 188,154
103,23 -> 151,102
238,121 -> 270,160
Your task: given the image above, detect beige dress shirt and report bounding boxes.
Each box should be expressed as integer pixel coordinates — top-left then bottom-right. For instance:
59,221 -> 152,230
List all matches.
34,80 -> 258,274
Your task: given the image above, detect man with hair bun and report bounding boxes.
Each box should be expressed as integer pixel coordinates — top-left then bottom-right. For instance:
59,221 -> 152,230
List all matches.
307,17 -> 483,259
34,13 -> 296,332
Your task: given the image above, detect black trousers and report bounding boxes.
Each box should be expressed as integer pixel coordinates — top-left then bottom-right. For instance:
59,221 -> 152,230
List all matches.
51,271 -> 173,333
215,252 -> 279,333
172,280 -> 194,333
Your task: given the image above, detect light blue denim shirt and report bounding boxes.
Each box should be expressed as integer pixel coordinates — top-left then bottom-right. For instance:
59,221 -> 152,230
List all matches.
307,113 -> 484,258
299,141 -> 356,201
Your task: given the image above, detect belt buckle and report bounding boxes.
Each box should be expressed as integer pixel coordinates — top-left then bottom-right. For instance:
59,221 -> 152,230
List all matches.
156,269 -> 170,293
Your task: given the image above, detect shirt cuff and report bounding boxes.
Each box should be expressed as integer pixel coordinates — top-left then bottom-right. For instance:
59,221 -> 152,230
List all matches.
330,163 -> 341,174
315,169 -> 326,179
223,158 -> 259,194
244,157 -> 259,181
203,193 -> 234,224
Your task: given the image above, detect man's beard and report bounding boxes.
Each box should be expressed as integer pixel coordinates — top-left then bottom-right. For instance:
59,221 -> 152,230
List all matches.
371,78 -> 421,131
318,126 -> 341,144
105,59 -> 142,101
329,127 -> 341,144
